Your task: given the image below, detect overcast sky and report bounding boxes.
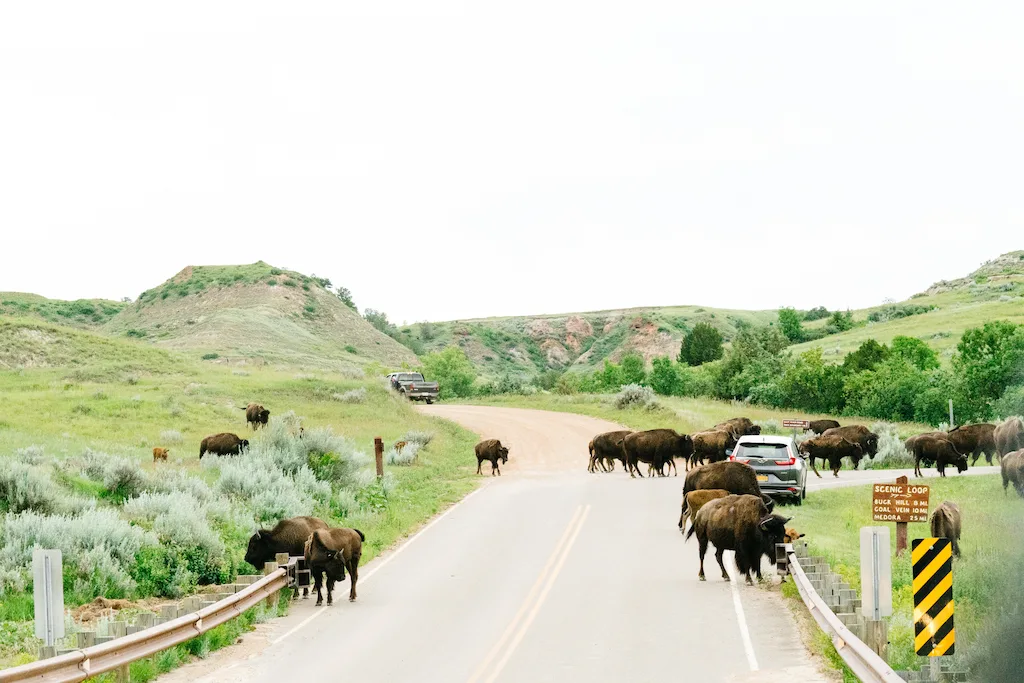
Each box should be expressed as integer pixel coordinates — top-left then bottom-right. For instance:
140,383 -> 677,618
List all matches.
1,2 -> 1021,323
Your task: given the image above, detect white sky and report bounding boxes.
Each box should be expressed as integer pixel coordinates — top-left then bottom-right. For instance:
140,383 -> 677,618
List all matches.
1,2 -> 1021,324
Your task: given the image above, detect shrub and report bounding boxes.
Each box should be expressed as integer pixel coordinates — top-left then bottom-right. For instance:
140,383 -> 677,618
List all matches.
92,390 -> 108,400
125,329 -> 146,338
864,422 -> 914,469
422,347 -> 477,399
619,353 -> 646,385
555,372 -> 582,395
649,357 -> 680,396
344,345 -> 358,354
72,402 -> 93,415
614,384 -> 658,410
756,419 -> 782,435
0,462 -> 90,515
332,388 -> 367,404
402,430 -> 433,447
124,373 -> 140,385
160,430 -> 183,444
386,443 -> 420,466
339,366 -> 365,380
103,458 -> 151,502
201,353 -> 219,360
13,445 -> 45,465
231,369 -> 250,376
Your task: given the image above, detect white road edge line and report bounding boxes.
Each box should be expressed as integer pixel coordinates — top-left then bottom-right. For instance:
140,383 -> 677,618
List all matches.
728,563 -> 759,672
270,482 -> 490,646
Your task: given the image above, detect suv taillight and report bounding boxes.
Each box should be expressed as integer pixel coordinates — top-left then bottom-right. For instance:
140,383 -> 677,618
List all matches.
774,449 -> 796,466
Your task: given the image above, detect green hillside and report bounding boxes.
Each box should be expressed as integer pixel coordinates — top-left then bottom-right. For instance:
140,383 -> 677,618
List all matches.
0,292 -> 126,329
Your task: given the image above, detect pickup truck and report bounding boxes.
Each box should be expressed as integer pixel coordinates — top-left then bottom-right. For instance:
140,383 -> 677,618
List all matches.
386,372 -> 440,404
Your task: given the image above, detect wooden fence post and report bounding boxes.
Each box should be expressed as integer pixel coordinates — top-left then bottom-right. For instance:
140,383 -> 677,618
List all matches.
374,437 -> 384,478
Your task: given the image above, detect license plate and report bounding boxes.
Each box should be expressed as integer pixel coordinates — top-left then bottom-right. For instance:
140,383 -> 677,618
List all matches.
756,475 -> 769,482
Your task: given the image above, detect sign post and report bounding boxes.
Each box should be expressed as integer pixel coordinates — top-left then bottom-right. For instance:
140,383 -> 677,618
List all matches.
860,526 -> 892,660
872,475 -> 929,556
33,549 -> 64,648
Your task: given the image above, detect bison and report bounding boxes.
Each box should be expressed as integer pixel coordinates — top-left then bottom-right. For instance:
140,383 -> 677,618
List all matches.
199,432 -> 249,459
622,429 -> 693,478
715,417 -> 761,439
152,447 -> 169,463
995,417 -> 1024,457
688,430 -> 737,469
946,423 -> 998,465
304,527 -> 364,605
475,439 -> 509,476
911,435 -> 968,478
798,434 -> 864,478
245,516 -> 328,598
242,403 -> 270,430
930,501 -> 962,557
685,494 -> 790,584
822,425 -> 879,459
681,460 -> 774,511
588,430 -> 631,473
808,419 -> 840,435
678,488 -> 730,531
1001,449 -> 1024,497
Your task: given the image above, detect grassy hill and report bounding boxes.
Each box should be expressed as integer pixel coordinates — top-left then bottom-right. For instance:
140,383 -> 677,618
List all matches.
0,292 -> 126,329
102,262 -> 418,370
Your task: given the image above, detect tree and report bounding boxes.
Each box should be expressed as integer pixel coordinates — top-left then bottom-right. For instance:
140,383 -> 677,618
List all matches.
780,348 -> 846,414
363,309 -> 391,333
598,360 -> 623,391
336,287 -> 356,310
953,321 -> 1024,413
717,326 -> 790,400
419,321 -> 436,341
803,306 -> 830,321
843,339 -> 890,374
679,323 -> 724,367
891,335 -> 940,371
421,347 -> 477,399
619,353 -> 646,386
778,307 -> 804,342
844,357 -> 928,422
649,357 -> 679,396
826,310 -> 855,333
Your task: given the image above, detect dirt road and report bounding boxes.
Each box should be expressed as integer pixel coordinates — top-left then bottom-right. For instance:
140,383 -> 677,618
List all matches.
159,405 -> 829,683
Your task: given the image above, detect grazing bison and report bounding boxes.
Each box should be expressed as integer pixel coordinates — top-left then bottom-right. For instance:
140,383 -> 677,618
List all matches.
930,501 -> 962,557
681,460 -> 774,511
623,429 -> 693,478
241,403 -> 270,430
715,417 -> 761,438
822,425 -> 879,459
588,430 -> 631,473
304,527 -> 364,605
678,488 -> 730,531
685,494 -> 790,584
946,423 -> 998,465
245,516 -> 328,597
808,419 -> 840,435
199,432 -> 249,459
911,435 -> 968,478
689,430 -> 738,469
995,417 -> 1024,457
1001,449 -> 1024,497
152,447 -> 169,463
475,439 -> 509,476
798,435 -> 864,478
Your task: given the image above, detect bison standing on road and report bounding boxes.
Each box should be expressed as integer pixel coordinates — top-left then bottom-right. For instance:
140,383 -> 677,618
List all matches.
930,501 -> 962,557
588,430 -> 631,473
1001,449 -> 1024,497
242,403 -> 270,430
798,434 -> 864,478
808,419 -> 840,435
245,516 -> 328,598
945,423 -> 998,465
911,435 -> 968,478
304,527 -> 364,605
689,430 -> 737,469
199,432 -> 249,459
622,429 -> 693,478
475,439 -> 509,476
822,425 -> 879,460
685,494 -> 790,584
678,488 -> 730,531
995,417 -> 1024,458
680,460 -> 774,518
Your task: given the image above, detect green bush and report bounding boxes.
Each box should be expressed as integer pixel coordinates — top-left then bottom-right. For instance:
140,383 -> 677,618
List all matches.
649,357 -> 680,396
201,352 -> 219,360
344,345 -> 357,354
619,353 -> 646,385
422,347 -> 477,399
555,372 -> 582,395
614,384 -> 658,410
778,307 -> 804,342
679,322 -> 724,366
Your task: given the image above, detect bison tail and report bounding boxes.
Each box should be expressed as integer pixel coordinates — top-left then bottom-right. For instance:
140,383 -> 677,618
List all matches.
684,523 -> 697,543
354,529 -> 365,542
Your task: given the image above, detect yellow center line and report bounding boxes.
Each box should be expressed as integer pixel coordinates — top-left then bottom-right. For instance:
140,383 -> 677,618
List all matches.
466,506 -> 584,683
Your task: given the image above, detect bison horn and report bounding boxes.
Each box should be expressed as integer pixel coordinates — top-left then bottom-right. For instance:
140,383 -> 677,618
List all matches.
253,531 -> 261,540
783,516 -> 792,524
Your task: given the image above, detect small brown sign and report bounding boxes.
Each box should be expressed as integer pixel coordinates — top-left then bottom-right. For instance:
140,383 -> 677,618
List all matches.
872,482 -> 930,523
783,419 -> 811,429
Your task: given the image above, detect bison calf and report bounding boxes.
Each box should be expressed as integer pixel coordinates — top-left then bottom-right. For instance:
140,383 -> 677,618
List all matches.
929,501 -> 962,557
199,432 -> 249,459
152,447 -> 169,463
475,439 -> 509,476
305,527 -> 364,605
685,494 -> 790,584
679,488 -> 730,531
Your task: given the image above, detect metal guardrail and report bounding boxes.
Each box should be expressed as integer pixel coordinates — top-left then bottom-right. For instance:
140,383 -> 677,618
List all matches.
784,545 -> 902,683
0,568 -> 288,683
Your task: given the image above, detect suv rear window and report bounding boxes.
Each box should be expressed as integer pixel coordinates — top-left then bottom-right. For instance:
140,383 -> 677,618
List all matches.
734,443 -> 790,460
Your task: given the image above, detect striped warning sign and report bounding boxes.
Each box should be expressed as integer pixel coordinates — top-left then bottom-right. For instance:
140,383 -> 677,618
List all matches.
912,538 -> 954,657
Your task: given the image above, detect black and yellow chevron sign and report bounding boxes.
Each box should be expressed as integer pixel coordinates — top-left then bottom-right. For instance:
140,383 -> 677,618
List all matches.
912,538 -> 954,657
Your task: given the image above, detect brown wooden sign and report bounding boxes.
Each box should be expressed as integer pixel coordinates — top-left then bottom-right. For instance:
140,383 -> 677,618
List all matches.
782,419 -> 810,429
872,482 -> 930,523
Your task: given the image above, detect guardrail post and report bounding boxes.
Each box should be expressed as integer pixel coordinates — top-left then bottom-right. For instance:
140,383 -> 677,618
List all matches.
115,664 -> 130,682
263,562 -> 278,609
37,645 -> 56,660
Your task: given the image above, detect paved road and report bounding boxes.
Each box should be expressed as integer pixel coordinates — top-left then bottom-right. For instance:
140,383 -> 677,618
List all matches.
166,406 -> 987,683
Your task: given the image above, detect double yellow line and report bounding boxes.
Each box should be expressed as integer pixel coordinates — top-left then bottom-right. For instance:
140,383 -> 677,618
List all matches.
467,504 -> 591,683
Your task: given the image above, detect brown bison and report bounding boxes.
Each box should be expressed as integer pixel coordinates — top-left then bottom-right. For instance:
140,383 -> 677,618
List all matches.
808,419 -> 840,435
715,417 -> 761,439
1001,449 -> 1024,497
822,425 -> 879,459
685,494 -> 790,584
798,435 -> 864,478
681,460 -> 774,511
245,516 -> 328,598
946,423 -> 998,465
910,434 -> 968,478
995,417 -> 1024,457
588,430 -> 631,473
678,488 -> 730,531
199,432 -> 249,459
475,439 -> 509,476
930,501 -> 962,557
152,447 -> 169,463
784,527 -> 805,544
242,403 -> 270,430
689,430 -> 738,469
622,429 -> 693,478
304,527 -> 364,605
